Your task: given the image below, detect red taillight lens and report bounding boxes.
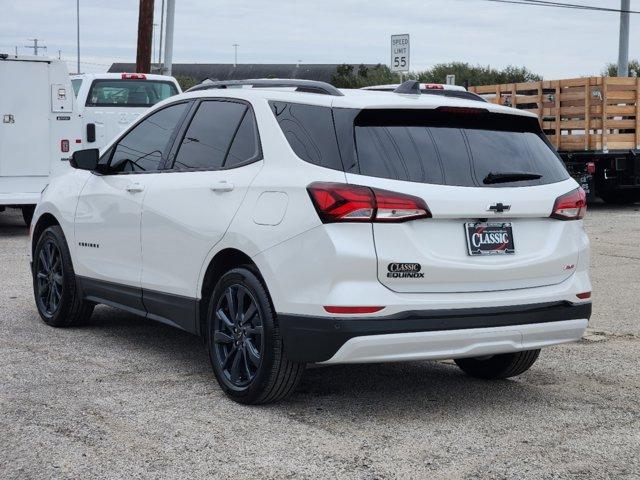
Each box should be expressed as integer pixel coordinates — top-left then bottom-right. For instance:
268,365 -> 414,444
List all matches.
586,162 -> 596,174
576,292 -> 591,300
121,73 -> 146,80
551,187 -> 587,220
60,139 -> 69,152
307,182 -> 431,223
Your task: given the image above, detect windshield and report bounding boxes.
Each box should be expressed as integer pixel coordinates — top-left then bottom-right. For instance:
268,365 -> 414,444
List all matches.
86,79 -> 178,107
353,109 -> 569,188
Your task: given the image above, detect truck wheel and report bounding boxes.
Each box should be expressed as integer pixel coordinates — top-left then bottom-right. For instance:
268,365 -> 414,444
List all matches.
33,225 -> 94,327
599,191 -> 638,205
206,267 -> 305,404
454,349 -> 540,379
21,205 -> 35,226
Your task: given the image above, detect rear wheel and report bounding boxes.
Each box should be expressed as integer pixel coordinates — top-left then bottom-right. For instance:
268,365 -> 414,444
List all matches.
599,190 -> 639,205
206,267 -> 305,404
454,349 -> 541,379
33,226 -> 94,327
21,205 -> 35,226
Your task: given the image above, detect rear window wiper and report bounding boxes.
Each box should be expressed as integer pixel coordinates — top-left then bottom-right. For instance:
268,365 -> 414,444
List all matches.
483,171 -> 542,184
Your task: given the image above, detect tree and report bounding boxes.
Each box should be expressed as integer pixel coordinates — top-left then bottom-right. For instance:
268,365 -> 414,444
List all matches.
415,62 -> 541,86
331,64 -> 398,88
174,74 -> 199,91
603,60 -> 640,77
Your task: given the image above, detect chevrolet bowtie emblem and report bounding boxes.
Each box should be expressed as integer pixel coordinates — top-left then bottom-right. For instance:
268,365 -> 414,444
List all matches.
488,203 -> 511,213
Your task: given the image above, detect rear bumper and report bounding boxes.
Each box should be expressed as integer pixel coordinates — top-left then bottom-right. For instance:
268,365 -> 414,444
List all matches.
278,301 -> 591,363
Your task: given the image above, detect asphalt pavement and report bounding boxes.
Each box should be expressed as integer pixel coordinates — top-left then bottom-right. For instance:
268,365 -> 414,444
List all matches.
1,204 -> 638,480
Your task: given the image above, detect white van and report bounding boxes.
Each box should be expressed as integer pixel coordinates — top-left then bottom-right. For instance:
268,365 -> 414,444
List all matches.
70,73 -> 181,150
0,54 -> 79,225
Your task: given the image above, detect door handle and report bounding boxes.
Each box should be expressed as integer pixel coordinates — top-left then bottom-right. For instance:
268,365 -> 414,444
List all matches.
210,181 -> 234,193
126,183 -> 145,193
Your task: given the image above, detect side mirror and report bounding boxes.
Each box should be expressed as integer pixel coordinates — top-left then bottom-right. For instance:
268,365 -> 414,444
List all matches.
70,148 -> 100,171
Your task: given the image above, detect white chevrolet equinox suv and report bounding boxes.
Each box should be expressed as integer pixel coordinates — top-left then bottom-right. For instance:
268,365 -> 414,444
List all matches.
30,79 -> 591,404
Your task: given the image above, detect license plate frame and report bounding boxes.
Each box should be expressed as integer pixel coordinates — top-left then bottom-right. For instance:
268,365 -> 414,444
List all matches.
465,222 -> 515,256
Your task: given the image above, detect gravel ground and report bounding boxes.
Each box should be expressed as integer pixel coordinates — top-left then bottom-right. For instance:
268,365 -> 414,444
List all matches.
1,204 -> 639,480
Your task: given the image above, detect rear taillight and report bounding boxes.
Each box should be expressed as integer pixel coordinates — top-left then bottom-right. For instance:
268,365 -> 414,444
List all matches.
551,187 -> 586,220
121,73 -> 146,80
60,139 -> 69,152
586,162 -> 596,175
307,182 -> 431,223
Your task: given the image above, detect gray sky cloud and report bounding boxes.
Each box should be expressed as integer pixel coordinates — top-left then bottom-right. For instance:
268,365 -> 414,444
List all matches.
0,0 -> 636,78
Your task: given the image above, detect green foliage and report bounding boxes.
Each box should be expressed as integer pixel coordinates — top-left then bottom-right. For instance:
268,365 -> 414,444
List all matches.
331,64 -> 398,88
414,62 -> 541,86
603,60 -> 640,77
174,75 -> 199,91
331,62 -> 541,88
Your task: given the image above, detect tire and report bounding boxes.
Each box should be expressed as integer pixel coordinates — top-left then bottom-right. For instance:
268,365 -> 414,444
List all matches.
32,225 -> 94,327
599,190 -> 638,205
21,205 -> 35,226
206,267 -> 305,404
454,349 -> 541,380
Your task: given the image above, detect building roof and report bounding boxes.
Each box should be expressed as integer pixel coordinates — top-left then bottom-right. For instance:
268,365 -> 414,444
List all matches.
107,63 -> 379,83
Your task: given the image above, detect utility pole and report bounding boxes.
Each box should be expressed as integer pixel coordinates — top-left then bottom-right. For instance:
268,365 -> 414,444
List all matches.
233,44 -> 239,67
618,0 -> 630,76
76,0 -> 80,74
25,39 -> 47,56
164,0 -> 175,76
158,0 -> 165,68
136,0 -> 154,73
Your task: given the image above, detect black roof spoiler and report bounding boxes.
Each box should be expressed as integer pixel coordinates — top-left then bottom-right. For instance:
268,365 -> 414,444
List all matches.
186,78 -> 344,96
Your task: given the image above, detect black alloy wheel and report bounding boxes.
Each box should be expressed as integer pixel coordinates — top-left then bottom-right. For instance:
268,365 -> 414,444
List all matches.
206,267 -> 305,404
35,239 -> 64,317
213,284 -> 264,389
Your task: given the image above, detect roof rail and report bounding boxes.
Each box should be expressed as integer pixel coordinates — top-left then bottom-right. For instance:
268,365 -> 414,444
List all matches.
186,78 -> 344,96
393,80 -> 421,94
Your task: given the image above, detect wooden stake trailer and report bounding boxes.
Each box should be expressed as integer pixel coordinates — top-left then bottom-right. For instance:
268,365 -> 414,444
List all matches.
470,77 -> 640,203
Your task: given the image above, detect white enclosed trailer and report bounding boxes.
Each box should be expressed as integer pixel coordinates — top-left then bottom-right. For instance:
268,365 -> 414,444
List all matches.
0,54 -> 79,224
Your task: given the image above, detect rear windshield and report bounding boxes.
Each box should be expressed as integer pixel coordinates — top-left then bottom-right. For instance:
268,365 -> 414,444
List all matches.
353,109 -> 569,187
86,79 -> 178,107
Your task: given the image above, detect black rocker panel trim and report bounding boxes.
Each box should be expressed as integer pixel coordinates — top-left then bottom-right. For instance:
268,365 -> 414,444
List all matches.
278,301 -> 592,363
76,276 -> 198,334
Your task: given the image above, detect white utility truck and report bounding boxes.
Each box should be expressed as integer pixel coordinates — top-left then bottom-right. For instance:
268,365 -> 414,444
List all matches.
0,54 -> 79,225
70,73 -> 181,150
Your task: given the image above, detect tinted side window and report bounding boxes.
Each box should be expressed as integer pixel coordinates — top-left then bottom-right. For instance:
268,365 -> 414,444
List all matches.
109,102 -> 188,173
225,109 -> 260,168
270,101 -> 343,170
173,101 -> 247,170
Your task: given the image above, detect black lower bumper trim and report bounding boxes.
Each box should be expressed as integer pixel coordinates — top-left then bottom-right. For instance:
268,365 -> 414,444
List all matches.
278,301 -> 591,363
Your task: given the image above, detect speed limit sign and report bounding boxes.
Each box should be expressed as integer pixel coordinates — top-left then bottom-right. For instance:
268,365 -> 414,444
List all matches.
390,34 -> 410,73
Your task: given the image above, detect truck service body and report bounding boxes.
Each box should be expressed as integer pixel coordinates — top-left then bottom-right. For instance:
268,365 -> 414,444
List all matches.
0,54 -> 79,224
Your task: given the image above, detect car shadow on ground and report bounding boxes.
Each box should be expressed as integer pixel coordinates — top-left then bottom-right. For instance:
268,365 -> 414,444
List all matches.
81,305 -> 554,416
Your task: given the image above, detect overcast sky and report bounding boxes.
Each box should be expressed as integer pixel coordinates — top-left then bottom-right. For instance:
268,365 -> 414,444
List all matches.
0,0 -> 637,78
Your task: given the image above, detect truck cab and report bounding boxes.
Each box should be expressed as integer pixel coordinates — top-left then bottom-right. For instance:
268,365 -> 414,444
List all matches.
71,73 -> 181,150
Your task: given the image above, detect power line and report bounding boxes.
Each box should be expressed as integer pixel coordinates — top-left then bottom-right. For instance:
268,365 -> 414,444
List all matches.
480,0 -> 640,13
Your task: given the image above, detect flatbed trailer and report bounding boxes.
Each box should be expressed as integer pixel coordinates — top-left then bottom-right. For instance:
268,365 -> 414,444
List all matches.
470,77 -> 640,203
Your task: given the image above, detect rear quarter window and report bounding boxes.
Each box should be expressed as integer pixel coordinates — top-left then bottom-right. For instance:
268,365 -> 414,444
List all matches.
269,101 -> 343,171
